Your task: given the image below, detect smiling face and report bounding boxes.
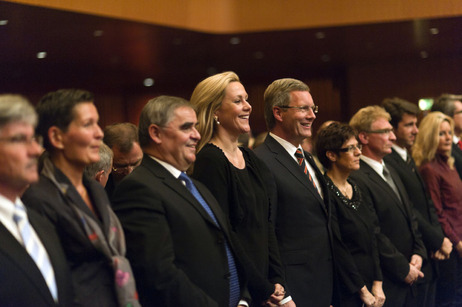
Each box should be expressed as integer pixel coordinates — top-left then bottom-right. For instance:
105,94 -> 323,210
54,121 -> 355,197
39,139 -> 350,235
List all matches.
215,81 -> 252,137
276,91 -> 316,146
0,121 -> 42,198
437,120 -> 453,155
59,102 -> 103,168
157,106 -> 200,171
395,113 -> 419,149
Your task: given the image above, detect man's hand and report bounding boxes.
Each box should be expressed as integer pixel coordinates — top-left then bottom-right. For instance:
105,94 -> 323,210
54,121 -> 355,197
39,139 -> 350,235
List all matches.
358,285 -> 376,307
440,237 -> 453,258
455,241 -> 462,258
410,254 -> 423,270
404,264 -> 424,284
371,281 -> 386,307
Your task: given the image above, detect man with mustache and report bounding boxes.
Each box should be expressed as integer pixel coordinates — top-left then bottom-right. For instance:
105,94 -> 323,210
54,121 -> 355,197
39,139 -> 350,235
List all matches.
349,105 -> 426,306
382,98 -> 452,307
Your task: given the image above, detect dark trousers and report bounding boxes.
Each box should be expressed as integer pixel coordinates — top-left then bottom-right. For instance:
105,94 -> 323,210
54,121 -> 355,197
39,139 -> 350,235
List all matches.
435,250 -> 462,307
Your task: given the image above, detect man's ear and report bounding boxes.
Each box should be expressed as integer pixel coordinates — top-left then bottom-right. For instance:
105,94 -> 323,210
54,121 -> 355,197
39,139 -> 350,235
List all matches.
148,124 -> 162,144
273,106 -> 283,123
326,150 -> 337,163
358,131 -> 368,145
94,169 -> 105,183
48,126 -> 64,150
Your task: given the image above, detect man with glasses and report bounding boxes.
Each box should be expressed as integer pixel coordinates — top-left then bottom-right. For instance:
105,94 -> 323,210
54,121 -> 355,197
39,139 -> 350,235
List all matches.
349,105 -> 426,306
382,97 -> 451,307
254,78 -> 361,306
0,94 -> 73,306
103,122 -> 143,199
431,94 -> 462,179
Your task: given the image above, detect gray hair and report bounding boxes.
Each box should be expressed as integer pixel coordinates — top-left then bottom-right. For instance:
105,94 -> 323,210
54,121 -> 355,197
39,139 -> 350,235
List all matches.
138,95 -> 193,147
0,94 -> 37,128
84,142 -> 113,178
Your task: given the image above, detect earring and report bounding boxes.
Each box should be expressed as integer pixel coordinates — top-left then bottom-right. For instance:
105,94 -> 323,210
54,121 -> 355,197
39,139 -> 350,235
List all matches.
214,116 -> 220,125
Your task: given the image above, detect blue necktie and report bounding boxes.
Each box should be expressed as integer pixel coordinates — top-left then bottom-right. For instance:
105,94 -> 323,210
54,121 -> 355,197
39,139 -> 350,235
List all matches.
13,204 -> 58,302
179,172 -> 240,307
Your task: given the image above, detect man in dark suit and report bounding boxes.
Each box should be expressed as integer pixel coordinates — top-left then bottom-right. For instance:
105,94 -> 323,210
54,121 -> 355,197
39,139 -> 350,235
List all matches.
0,94 -> 73,306
382,97 -> 452,307
103,122 -> 143,199
349,105 -> 427,306
431,94 -> 462,179
254,78 -> 369,306
112,96 -> 282,307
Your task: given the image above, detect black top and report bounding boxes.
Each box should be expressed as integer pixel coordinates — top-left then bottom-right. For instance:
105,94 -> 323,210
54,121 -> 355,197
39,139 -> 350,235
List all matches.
193,143 -> 285,289
325,174 -> 382,293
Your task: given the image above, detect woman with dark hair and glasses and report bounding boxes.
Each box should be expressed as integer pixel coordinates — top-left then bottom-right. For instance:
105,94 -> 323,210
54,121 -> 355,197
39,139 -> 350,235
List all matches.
315,122 -> 385,307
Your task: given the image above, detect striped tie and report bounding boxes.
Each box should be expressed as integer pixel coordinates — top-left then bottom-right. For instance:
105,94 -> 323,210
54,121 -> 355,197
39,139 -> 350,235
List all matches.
13,205 -> 58,302
179,172 -> 240,307
295,148 -> 318,192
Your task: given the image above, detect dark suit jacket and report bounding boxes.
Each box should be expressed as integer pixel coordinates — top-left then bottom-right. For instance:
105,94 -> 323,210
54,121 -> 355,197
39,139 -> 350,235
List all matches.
112,154 -> 263,307
384,149 -> 445,281
0,208 -> 73,306
452,142 -> 462,179
255,135 -> 363,306
22,165 -> 118,307
350,161 -> 426,302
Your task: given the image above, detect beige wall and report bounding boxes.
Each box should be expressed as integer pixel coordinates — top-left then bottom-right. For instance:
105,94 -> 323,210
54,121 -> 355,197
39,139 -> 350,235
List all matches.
7,0 -> 462,33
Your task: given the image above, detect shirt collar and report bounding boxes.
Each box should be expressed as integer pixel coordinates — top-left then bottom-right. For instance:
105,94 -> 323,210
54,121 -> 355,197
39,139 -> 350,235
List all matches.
454,135 -> 460,144
361,155 -> 385,178
391,144 -> 408,162
269,132 -> 301,159
148,155 -> 183,179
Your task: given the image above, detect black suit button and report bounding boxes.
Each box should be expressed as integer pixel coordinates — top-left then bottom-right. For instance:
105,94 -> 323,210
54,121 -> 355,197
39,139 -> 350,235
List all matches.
225,272 -> 231,280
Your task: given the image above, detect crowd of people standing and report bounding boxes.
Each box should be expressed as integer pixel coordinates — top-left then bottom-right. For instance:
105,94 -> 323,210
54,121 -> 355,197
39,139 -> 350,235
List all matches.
0,73 -> 461,307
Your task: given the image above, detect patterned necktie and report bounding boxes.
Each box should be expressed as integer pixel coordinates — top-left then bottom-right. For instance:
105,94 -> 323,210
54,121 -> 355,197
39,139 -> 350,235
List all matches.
382,165 -> 402,202
295,148 -> 318,192
179,172 -> 240,307
13,204 -> 58,302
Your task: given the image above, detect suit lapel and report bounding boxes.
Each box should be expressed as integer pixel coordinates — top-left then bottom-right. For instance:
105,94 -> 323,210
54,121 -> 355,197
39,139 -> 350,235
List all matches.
360,161 -> 408,217
142,156 -> 221,229
0,223 -> 54,304
266,136 -> 327,214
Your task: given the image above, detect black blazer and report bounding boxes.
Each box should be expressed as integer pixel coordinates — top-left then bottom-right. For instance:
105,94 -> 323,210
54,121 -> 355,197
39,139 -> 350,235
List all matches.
452,142 -> 462,179
255,135 -> 362,306
112,154 -> 266,307
350,161 -> 426,294
384,150 -> 444,283
0,208 -> 73,306
22,166 -> 118,307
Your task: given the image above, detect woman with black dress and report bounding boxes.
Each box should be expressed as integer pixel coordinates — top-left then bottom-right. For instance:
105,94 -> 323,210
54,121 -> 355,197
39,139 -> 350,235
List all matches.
190,72 -> 292,306
315,122 -> 385,307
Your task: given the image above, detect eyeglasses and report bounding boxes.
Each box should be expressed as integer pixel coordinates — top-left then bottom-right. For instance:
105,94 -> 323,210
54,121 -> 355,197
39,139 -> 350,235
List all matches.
454,110 -> 462,115
279,105 -> 318,114
112,160 -> 141,174
0,134 -> 43,146
366,128 -> 394,135
337,144 -> 362,153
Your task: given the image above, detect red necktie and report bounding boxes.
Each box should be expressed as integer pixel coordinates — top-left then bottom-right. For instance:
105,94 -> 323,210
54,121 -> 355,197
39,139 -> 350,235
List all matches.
458,140 -> 462,150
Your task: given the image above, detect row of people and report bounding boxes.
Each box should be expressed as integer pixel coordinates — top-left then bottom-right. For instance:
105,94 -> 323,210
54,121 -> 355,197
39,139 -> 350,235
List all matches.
0,73 -> 461,307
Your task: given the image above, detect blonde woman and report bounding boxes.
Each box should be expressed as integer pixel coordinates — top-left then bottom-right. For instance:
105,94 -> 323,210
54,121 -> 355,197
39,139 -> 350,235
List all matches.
190,72 -> 292,306
413,111 -> 462,307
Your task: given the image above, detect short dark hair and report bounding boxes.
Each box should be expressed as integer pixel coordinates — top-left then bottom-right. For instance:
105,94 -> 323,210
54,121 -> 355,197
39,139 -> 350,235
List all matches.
382,97 -> 419,128
36,89 -> 94,151
315,122 -> 357,170
103,123 -> 139,153
138,96 -> 193,148
431,93 -> 462,117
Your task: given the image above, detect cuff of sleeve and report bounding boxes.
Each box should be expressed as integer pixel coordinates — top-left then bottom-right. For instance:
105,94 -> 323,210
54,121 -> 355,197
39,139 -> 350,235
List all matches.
238,299 -> 249,307
279,296 -> 293,305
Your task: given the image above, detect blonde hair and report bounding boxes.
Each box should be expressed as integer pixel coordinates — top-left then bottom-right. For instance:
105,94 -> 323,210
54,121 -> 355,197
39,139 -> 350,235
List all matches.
413,111 -> 454,168
190,71 -> 240,152
349,105 -> 391,134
